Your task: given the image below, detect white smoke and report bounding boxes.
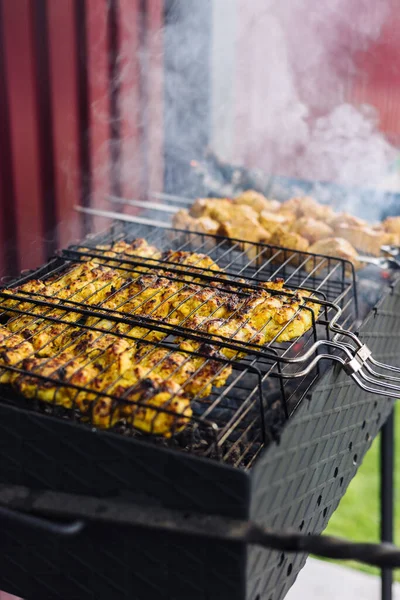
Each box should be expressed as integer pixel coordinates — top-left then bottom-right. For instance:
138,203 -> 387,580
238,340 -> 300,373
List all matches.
224,0 -> 396,190
86,0 -> 397,224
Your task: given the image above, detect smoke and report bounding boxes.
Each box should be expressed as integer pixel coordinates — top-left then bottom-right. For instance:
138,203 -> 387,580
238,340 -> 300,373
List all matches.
228,0 -> 397,194
86,0 -> 397,223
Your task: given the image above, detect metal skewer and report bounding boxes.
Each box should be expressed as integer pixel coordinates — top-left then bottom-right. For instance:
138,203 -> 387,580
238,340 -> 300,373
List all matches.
357,255 -> 400,270
74,205 -> 171,228
151,191 -> 193,204
109,195 -> 180,214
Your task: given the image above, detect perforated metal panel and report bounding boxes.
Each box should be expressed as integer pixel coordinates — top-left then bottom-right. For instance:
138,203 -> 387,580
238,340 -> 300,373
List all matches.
247,280 -> 398,600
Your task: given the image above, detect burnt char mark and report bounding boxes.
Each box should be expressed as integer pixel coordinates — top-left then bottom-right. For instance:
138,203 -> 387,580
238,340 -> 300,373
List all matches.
74,339 -> 91,353
0,351 -> 10,364
224,295 -> 241,312
162,355 -> 183,370
130,239 -> 148,250
70,330 -> 82,340
57,366 -> 67,381
198,343 -> 224,359
161,250 -> 191,264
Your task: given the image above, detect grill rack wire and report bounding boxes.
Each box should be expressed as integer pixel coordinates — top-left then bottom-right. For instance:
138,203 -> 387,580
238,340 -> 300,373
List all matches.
0,224 -> 357,468
0,220 -> 396,469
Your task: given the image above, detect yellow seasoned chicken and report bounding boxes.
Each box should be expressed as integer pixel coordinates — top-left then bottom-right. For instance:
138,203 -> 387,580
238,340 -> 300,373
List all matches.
291,217 -> 334,244
278,196 -> 335,222
233,190 -> 280,214
172,209 -> 220,237
306,238 -> 363,273
0,324 -> 35,384
382,216 -> 400,235
189,198 -> 233,221
0,237 -> 321,438
12,332 -> 193,436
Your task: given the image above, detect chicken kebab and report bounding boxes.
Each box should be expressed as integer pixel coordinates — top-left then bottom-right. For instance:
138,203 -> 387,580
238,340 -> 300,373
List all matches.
0,238 -> 319,437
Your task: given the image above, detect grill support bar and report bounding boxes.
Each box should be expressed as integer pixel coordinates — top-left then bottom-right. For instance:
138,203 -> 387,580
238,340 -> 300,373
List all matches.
0,484 -> 400,570
381,409 -> 395,600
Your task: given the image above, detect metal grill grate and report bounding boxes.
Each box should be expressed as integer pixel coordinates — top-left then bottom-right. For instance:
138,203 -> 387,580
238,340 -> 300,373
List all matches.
0,222 -> 356,469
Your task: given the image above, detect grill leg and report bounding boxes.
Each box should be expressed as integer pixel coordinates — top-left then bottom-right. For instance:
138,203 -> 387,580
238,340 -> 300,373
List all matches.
380,408 -> 395,600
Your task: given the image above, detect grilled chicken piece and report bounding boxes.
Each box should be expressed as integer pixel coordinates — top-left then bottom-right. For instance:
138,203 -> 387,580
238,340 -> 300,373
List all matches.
85,274 -> 176,343
0,279 -> 48,316
95,377 -> 192,436
334,225 -> 395,256
233,190 -> 280,214
259,211 -> 294,235
189,198 -> 233,220
80,237 -> 161,265
268,226 -> 309,266
100,238 -> 162,274
161,250 -> 222,286
13,333 -> 134,407
181,281 -> 319,353
87,273 -> 243,347
163,249 -> 220,271
183,316 -> 264,360
219,212 -> 271,245
278,196 -> 335,222
251,287 -> 319,343
91,274 -> 175,318
0,324 -> 35,384
269,226 -> 309,252
172,209 -> 220,237
306,238 -> 362,273
291,217 -> 334,244
189,199 -> 271,244
3,239 -> 162,345
329,213 -> 367,230
132,343 -> 231,398
166,285 -> 237,325
382,216 -> 400,235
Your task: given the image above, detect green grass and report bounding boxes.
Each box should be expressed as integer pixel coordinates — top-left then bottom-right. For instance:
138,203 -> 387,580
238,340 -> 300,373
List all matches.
322,406 -> 400,580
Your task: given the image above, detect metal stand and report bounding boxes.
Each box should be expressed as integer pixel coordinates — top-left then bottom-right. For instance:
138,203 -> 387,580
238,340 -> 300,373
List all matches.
380,408 -> 395,600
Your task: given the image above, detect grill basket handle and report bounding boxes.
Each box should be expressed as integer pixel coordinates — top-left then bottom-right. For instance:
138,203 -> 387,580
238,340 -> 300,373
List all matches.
0,505 -> 85,537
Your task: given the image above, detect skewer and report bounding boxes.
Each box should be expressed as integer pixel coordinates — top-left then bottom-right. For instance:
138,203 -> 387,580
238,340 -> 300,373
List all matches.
151,191 -> 193,204
76,204 -> 400,268
357,256 -> 399,270
74,205 -> 171,228
358,247 -> 400,270
108,195 -> 180,214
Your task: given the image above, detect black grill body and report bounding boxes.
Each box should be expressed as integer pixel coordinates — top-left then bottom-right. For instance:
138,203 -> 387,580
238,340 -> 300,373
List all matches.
0,227 -> 397,600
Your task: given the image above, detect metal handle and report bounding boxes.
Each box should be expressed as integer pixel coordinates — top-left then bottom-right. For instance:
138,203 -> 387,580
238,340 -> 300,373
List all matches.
0,505 -> 85,536
0,485 -> 398,569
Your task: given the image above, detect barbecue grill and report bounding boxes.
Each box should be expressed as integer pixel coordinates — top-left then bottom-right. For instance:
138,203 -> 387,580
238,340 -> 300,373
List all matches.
0,215 -> 399,600
0,1 -> 399,599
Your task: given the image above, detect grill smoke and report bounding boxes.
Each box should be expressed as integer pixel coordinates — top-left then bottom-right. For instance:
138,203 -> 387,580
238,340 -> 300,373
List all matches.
90,1 -> 397,222
214,0 -> 397,218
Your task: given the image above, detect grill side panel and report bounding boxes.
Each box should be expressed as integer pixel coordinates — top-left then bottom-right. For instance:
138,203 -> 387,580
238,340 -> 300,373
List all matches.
247,280 -> 400,600
0,521 -> 246,600
0,406 -> 249,600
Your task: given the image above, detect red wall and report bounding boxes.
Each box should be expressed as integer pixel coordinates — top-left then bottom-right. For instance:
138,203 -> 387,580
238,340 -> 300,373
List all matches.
0,0 -> 163,277
0,0 -> 164,591
350,0 -> 400,144
233,0 -> 400,177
